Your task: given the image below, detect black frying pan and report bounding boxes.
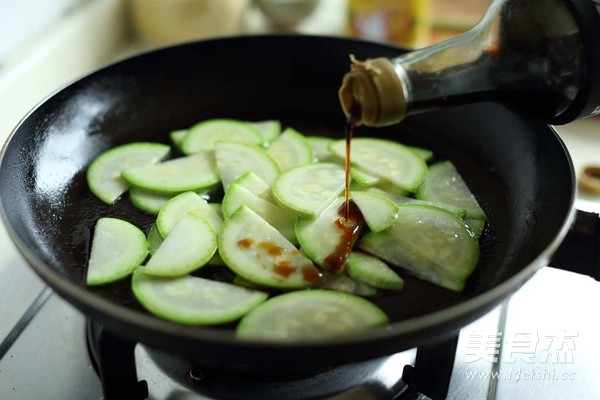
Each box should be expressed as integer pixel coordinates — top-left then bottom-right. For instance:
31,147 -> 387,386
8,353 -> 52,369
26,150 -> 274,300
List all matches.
0,36 -> 577,370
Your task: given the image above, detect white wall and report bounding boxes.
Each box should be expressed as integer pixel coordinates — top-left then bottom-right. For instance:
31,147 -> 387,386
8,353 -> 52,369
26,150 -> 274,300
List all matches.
0,0 -> 86,63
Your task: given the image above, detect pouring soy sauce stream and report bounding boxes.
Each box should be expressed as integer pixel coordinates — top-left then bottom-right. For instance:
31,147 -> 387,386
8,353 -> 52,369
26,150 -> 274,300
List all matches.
320,103 -> 363,274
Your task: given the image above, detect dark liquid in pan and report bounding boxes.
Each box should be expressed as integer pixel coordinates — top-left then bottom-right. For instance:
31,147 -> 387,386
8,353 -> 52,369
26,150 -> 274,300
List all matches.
322,201 -> 363,273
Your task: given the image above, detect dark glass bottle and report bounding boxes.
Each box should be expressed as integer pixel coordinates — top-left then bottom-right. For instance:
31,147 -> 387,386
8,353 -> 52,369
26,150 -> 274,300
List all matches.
339,0 -> 600,127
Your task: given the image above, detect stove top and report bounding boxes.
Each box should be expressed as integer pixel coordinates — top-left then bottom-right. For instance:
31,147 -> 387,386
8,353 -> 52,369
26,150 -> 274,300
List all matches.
1,264 -> 599,399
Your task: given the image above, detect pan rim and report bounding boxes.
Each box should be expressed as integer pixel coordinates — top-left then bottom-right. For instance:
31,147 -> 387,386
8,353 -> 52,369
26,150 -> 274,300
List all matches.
0,35 -> 577,352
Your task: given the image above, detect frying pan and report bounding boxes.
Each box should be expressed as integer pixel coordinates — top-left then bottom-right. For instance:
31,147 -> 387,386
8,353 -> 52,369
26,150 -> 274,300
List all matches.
0,35 -> 580,370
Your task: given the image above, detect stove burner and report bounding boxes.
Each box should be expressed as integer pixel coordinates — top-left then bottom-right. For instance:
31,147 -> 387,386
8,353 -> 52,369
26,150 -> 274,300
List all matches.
86,320 -> 148,400
85,320 -> 459,400
147,348 -> 408,399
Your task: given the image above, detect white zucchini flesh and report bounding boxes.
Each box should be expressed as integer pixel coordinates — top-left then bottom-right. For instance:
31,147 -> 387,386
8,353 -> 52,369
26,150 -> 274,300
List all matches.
329,138 -> 427,191
219,206 -> 323,289
86,218 -> 148,286
234,171 -> 274,202
350,191 -> 398,233
307,136 -> 336,163
387,205 -> 479,280
359,204 -> 479,292
272,163 -> 345,218
156,192 -> 222,238
121,153 -> 219,195
346,252 -> 404,290
86,142 -> 170,204
267,127 -> 315,171
209,202 -> 224,220
295,197 -> 349,269
247,120 -> 281,144
236,290 -> 388,341
320,273 -> 378,297
145,213 -> 217,277
360,231 -> 461,290
367,187 -> 467,218
181,119 -> 264,154
132,267 -> 268,325
214,141 -> 281,190
222,183 -> 297,243
417,161 -> 486,220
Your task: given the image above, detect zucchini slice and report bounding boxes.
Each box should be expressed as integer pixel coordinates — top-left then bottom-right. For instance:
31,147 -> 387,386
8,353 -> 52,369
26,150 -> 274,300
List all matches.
219,206 -> 323,289
351,167 -> 381,187
222,182 -> 297,243
132,267 -> 268,325
346,252 -> 404,290
234,171 -> 274,202
465,217 -> 486,239
169,129 -> 187,150
295,197 -> 361,273
129,187 -> 174,215
248,120 -> 281,144
156,192 -> 222,238
130,187 -> 212,216
122,153 -> 219,195
214,141 -> 281,190
145,213 -> 217,277
307,136 -> 336,163
147,223 -> 163,256
329,138 -> 427,192
181,119 -> 264,154
359,204 -> 479,292
267,127 -> 315,171
87,142 -> 170,204
367,187 -> 467,218
272,163 -> 345,218
408,145 -> 434,162
350,191 -> 398,232
236,290 -> 388,341
320,273 -> 378,297
417,161 -> 486,220
86,218 -> 148,286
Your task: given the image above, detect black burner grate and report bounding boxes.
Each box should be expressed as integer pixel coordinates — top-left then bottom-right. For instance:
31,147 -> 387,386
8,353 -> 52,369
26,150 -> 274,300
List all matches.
86,320 -> 459,400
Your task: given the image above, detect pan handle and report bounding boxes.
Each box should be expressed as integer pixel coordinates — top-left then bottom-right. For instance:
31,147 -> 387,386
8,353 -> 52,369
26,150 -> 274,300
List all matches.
547,209 -> 600,279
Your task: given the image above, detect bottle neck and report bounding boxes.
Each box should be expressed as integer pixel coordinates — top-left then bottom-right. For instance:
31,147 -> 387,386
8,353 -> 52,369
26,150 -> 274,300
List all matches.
393,0 -> 584,122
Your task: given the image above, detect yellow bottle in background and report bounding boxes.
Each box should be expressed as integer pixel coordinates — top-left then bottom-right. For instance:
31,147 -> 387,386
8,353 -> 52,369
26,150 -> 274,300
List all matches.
347,0 -> 431,48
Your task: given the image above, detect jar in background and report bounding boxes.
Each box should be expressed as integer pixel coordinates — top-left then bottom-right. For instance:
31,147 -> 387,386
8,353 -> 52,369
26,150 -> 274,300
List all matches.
347,0 -> 431,48
130,0 -> 250,46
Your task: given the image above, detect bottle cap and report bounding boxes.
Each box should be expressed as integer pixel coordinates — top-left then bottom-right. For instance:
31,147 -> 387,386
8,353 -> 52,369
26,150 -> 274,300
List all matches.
338,56 -> 407,127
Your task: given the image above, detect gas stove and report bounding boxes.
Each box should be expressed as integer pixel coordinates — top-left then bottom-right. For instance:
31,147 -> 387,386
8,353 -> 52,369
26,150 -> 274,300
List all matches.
2,253 -> 600,399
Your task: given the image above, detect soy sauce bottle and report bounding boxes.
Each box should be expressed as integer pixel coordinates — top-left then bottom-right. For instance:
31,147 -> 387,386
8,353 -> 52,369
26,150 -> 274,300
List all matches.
339,0 -> 600,127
